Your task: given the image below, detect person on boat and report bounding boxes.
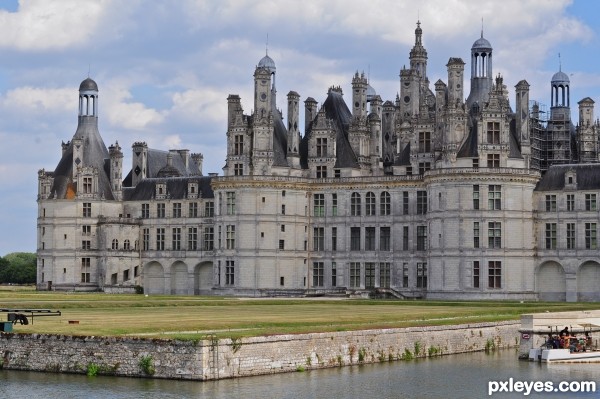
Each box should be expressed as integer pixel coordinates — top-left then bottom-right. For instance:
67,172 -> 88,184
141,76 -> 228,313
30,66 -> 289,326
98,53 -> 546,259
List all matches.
560,326 -> 569,337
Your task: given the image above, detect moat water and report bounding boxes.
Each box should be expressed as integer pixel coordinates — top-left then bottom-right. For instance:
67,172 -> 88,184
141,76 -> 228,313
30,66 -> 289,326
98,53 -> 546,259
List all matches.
0,350 -> 598,398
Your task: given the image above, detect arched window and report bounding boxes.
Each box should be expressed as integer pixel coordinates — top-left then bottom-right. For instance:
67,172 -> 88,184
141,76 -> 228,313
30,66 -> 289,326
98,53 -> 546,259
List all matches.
351,192 -> 361,216
123,239 -> 131,250
112,239 -> 118,250
380,192 -> 391,216
366,192 -> 376,216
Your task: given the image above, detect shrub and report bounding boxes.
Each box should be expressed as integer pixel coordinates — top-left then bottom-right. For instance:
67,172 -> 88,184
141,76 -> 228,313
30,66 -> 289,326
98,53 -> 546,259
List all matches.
139,355 -> 155,375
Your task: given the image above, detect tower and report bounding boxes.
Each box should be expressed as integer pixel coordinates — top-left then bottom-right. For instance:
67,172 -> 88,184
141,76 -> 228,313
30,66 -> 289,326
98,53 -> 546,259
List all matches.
287,91 -> 301,168
466,31 -> 493,108
409,21 -> 428,83
548,68 -> 572,164
577,97 -> 597,162
515,80 -> 531,167
109,141 -> 123,200
351,71 -> 368,119
446,57 -> 465,107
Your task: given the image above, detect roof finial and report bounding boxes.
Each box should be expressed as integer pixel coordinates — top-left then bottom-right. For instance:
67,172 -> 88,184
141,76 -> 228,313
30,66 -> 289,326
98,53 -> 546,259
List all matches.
481,17 -> 484,38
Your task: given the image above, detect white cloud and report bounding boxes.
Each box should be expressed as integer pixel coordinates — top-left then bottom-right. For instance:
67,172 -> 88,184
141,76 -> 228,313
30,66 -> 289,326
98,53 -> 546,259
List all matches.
1,86 -> 72,112
102,84 -> 165,130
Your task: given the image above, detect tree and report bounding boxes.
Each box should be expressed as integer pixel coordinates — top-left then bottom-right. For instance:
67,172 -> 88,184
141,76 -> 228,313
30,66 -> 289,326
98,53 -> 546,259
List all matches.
0,252 -> 36,284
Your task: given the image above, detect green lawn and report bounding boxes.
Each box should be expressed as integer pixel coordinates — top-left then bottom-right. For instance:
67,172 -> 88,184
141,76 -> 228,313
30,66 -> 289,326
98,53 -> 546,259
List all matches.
1,287 -> 598,340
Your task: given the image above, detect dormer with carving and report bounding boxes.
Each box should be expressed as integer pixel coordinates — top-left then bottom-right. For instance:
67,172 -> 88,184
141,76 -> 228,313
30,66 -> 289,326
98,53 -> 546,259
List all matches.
155,182 -> 167,200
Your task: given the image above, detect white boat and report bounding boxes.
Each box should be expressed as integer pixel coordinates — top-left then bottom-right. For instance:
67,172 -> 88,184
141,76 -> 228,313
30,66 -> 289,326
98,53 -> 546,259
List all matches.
529,348 -> 600,363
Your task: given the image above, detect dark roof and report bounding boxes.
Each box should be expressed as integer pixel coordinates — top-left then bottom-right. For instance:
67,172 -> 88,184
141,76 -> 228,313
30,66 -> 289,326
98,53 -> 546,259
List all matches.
395,142 -> 411,166
146,150 -> 201,178
79,78 -> 98,92
508,116 -> 523,159
535,164 -> 600,191
272,110 -> 289,167
457,114 -> 479,158
123,176 -> 214,201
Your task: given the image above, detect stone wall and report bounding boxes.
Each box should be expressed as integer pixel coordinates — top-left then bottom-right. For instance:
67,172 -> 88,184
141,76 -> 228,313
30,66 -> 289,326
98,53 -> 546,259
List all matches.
0,321 -> 519,381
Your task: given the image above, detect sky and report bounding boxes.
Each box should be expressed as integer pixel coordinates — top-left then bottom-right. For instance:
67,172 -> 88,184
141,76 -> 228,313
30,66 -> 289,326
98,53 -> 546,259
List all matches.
1,0 -> 600,256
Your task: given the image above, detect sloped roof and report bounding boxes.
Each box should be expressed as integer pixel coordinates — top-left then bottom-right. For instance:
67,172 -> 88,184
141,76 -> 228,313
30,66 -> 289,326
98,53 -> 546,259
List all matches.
272,110 -> 289,167
123,176 -> 214,201
146,150 -> 202,178
457,115 -> 479,158
535,164 -> 600,191
508,117 -> 523,159
395,142 -> 411,166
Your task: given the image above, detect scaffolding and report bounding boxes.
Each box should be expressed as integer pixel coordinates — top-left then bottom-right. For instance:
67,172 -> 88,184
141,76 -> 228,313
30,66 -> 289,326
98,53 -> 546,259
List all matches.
530,101 -> 573,172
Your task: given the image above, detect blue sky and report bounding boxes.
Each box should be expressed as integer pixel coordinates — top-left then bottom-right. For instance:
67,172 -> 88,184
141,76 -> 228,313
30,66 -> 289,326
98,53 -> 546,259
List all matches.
1,0 -> 600,256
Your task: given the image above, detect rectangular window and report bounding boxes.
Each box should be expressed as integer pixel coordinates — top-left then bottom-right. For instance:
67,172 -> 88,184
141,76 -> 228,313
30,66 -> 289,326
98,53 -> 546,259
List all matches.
313,194 -> 325,217
403,226 -> 409,251
366,193 -> 376,216
83,177 -> 92,194
585,193 -> 597,211
566,223 -> 575,249
567,194 -> 575,211
403,191 -> 409,215
332,193 -> 338,216
226,192 -> 236,215
188,227 -> 198,250
473,158 -> 479,169
172,203 -> 182,218
172,227 -> 181,250
234,163 -> 243,176
226,225 -> 236,249
379,262 -> 391,288
417,262 -> 427,288
488,261 -> 501,288
316,165 -> 327,178
156,203 -> 165,218
156,228 -> 165,250
351,193 -> 361,216
545,195 -> 557,212
488,185 -> 501,210
83,202 -> 91,218
417,191 -> 427,214
234,134 -> 244,155
331,227 -> 337,251
141,203 -> 150,218
487,121 -> 500,144
473,185 -> 480,210
380,192 -> 391,216
313,262 -> 324,287
81,257 -> 91,283
188,202 -> 198,218
350,262 -> 361,288
331,262 -> 337,287
402,263 -> 409,288
204,201 -> 214,217
281,204 -> 286,215
313,227 -> 324,251
365,227 -> 376,251
417,226 -> 427,251
585,222 -> 597,249
82,240 -> 91,250
487,153 -> 500,168
279,239 -> 285,250
488,222 -> 501,248
225,260 -> 235,285
82,225 -> 91,236
203,227 -> 214,251
419,131 -> 431,152
418,162 -> 431,175
142,228 -> 150,250
545,223 -> 557,249
473,222 -> 480,248
350,227 -> 361,251
316,137 -> 327,157
380,227 -> 391,251
473,261 -> 480,288
365,262 -> 375,288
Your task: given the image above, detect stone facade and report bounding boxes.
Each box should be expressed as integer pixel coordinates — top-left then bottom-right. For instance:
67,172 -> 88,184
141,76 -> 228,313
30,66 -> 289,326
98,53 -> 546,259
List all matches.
37,22 -> 600,301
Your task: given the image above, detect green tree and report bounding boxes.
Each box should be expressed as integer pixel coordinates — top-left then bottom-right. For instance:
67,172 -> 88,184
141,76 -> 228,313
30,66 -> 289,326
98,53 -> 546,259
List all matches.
0,253 -> 36,284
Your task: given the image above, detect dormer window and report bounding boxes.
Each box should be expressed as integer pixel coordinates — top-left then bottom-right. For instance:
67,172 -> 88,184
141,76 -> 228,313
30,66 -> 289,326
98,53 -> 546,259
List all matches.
156,183 -> 167,199
565,169 -> 577,190
188,182 -> 199,199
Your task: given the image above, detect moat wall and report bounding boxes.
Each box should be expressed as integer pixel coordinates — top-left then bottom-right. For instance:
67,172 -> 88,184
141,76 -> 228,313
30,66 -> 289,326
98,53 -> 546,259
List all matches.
0,321 -> 519,380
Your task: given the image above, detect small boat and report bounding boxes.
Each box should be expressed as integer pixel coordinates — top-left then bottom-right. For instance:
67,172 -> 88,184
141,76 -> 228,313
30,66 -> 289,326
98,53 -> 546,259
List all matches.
529,348 -> 600,363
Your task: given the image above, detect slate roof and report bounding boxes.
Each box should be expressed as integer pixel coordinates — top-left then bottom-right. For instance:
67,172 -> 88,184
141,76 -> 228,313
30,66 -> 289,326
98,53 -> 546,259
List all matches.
394,142 -> 411,166
535,164 -> 600,191
146,150 -> 201,178
272,110 -> 289,167
123,176 -> 214,201
457,115 -> 479,158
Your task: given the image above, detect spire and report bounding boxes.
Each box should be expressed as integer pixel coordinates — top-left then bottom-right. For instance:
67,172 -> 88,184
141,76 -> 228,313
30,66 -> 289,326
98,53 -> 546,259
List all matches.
481,17 -> 484,38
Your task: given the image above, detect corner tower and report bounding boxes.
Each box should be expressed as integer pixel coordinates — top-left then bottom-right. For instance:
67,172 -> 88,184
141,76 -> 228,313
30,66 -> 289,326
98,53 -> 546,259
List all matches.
466,31 -> 493,109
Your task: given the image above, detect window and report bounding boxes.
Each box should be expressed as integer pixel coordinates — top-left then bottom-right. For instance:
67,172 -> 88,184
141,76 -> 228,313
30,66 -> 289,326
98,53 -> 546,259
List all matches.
417,226 -> 427,251
172,203 -> 182,218
313,262 -> 324,287
81,257 -> 91,283
488,222 -> 501,248
545,223 -> 557,249
331,262 -> 337,287
123,239 -> 130,250
82,225 -> 91,236
83,203 -> 91,218
171,228 -> 181,250
331,227 -> 337,251
473,261 -> 480,288
156,228 -> 165,250
83,177 -> 92,194
403,226 -> 409,250
585,194 -> 597,211
365,263 -> 375,288
380,227 -> 391,251
281,204 -> 285,215
141,203 -> 150,218
143,228 -> 150,250
281,225 -> 285,232
314,194 -> 325,217
225,260 -> 235,285
350,262 -> 361,288
380,192 -> 391,215
365,227 -> 376,251
403,192 -> 409,214
585,223 -> 597,249
473,158 -> 479,169
418,162 -> 431,175
473,222 -> 480,248
82,240 -> 91,250
487,121 -> 500,144
157,203 -> 165,218
202,201 -> 213,217
351,192 -> 361,216
313,227 -> 324,251
189,202 -> 198,218
350,227 -> 361,251
316,165 -> 327,178
226,225 -> 235,249
332,193 -> 338,216
279,240 -> 285,250
419,131 -> 431,152
188,227 -> 198,250
203,227 -> 214,251
488,185 -> 501,210
417,191 -> 427,214
234,134 -> 244,155
316,137 -> 327,157
123,269 -> 130,282
417,262 -> 427,288
545,195 -> 557,212
234,163 -> 243,175
366,192 -> 376,216
226,192 -> 236,215
487,153 -> 500,168
567,194 -> 575,211
380,262 -> 391,288
488,261 -> 501,288
566,223 -> 575,249
111,239 -> 119,250
402,263 -> 409,287
473,185 -> 480,210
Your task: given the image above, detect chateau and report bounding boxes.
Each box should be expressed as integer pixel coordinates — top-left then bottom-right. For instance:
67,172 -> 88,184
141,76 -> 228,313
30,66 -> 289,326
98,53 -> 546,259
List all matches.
37,23 -> 600,301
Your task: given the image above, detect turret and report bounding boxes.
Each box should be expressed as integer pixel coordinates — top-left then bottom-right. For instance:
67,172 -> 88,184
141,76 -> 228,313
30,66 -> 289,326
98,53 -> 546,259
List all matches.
446,57 -> 465,107
109,141 -> 123,200
304,97 -> 318,135
131,142 -> 148,187
287,91 -> 301,168
466,32 -> 493,108
352,71 -> 368,119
